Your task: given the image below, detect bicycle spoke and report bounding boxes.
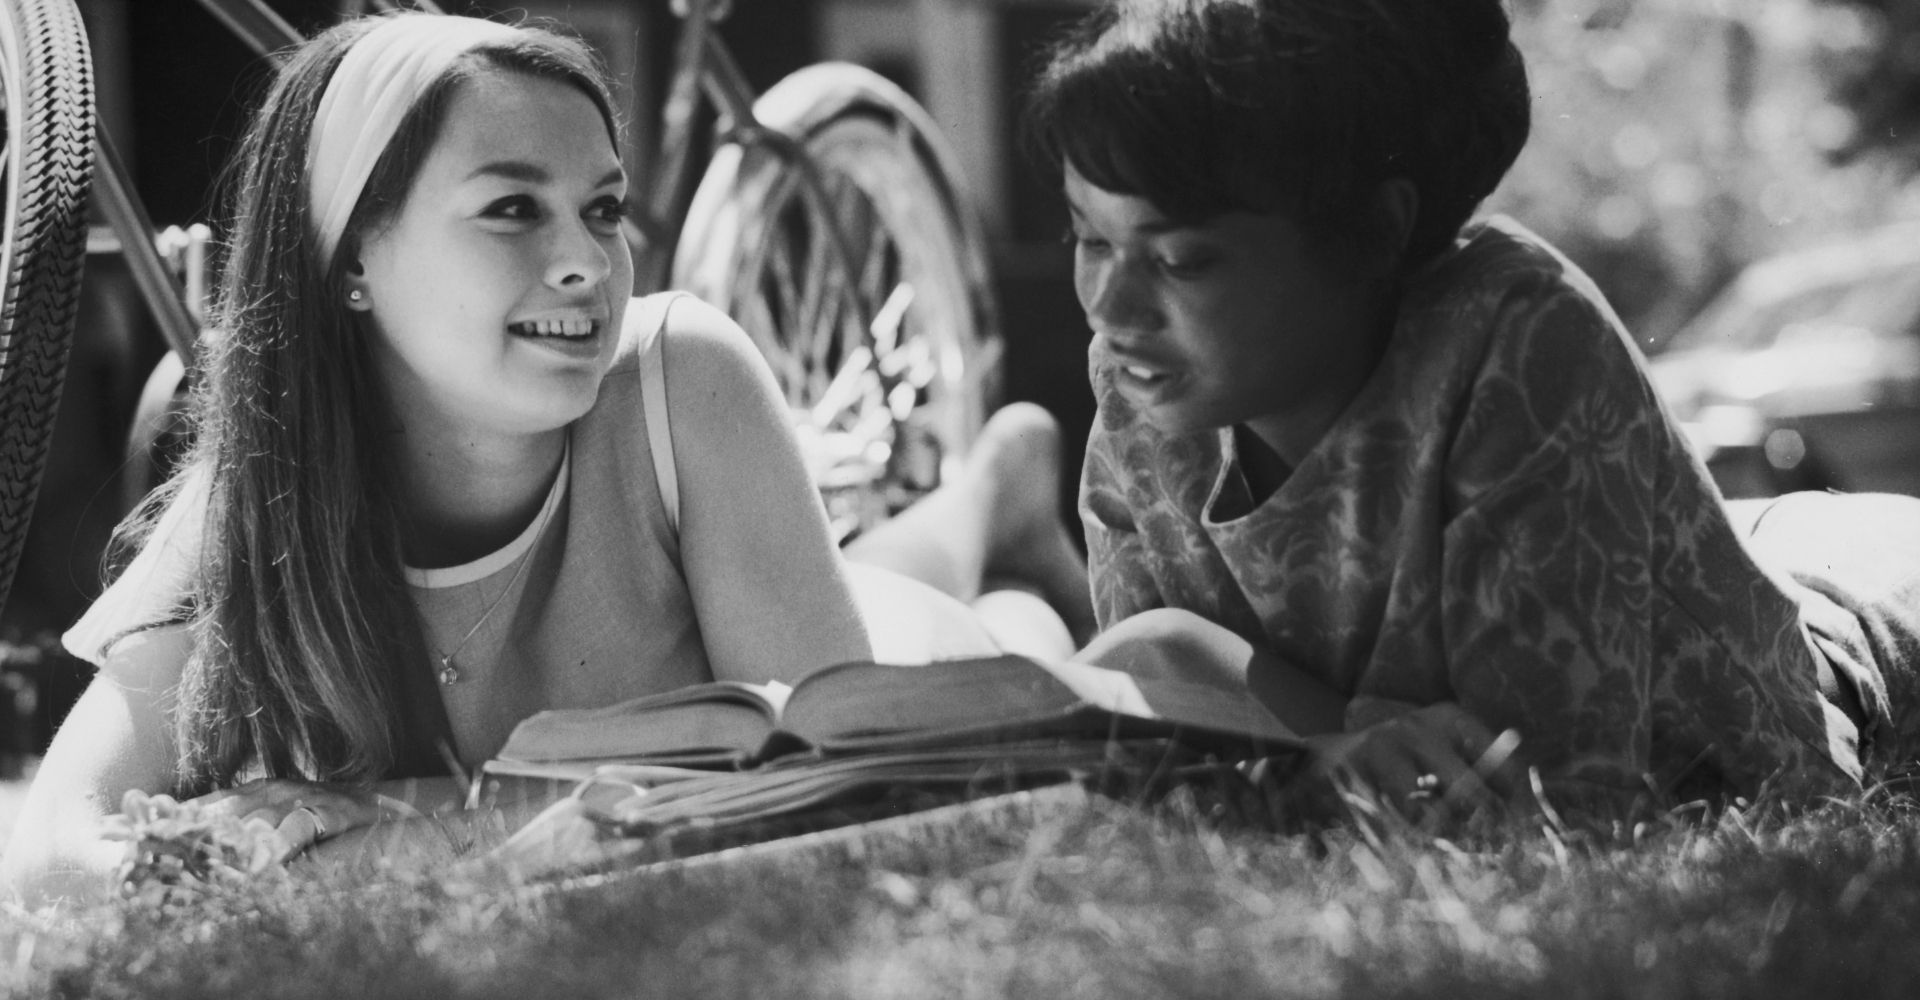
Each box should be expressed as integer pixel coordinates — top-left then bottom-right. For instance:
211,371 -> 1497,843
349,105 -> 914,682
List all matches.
763,226 -> 807,405
812,175 -> 856,391
738,170 -> 808,405
770,174 -> 829,399
793,191 -> 836,404
834,174 -> 880,373
858,216 -> 897,358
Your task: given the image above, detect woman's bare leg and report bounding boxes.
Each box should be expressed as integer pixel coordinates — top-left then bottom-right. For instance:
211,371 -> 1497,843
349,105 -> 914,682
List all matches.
845,402 -> 1095,655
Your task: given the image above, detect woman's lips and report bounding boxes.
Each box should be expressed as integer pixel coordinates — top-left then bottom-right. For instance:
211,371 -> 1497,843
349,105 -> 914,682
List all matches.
509,317 -> 601,339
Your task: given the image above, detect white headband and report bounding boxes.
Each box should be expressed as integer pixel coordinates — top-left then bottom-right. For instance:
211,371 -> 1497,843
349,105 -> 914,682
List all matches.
306,13 -> 521,265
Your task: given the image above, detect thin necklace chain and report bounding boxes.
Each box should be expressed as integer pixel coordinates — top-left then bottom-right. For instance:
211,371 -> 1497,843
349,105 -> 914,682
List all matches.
436,471 -> 560,687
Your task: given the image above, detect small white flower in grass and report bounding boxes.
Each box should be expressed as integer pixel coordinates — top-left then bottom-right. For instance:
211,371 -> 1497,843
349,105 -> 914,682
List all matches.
103,789 -> 285,909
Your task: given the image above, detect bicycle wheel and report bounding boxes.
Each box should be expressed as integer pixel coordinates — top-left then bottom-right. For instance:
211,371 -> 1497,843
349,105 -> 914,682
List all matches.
674,62 -> 1001,542
0,0 -> 93,617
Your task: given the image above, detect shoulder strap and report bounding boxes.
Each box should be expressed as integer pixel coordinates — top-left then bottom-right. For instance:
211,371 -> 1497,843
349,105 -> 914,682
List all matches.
641,293 -> 685,535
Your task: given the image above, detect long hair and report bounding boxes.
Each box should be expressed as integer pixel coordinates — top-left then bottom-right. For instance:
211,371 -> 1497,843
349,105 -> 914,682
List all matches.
1023,0 -> 1531,266
120,15 -> 620,794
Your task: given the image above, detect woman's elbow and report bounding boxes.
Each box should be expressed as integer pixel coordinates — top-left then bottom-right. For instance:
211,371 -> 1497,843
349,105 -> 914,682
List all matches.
0,826 -> 121,908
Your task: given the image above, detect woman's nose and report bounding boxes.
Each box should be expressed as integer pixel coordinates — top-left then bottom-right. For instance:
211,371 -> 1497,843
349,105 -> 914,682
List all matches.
1077,256 -> 1153,335
546,219 -> 612,290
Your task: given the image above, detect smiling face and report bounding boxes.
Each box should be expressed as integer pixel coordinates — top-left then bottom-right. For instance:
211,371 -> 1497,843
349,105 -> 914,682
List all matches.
1066,164 -> 1391,464
349,69 -> 632,446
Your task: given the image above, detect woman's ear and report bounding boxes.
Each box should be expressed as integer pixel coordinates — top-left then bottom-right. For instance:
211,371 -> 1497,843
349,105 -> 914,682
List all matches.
343,259 -> 373,312
1366,178 -> 1419,276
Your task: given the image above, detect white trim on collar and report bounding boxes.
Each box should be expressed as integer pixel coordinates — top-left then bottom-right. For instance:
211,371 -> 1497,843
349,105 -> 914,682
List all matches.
404,442 -> 570,589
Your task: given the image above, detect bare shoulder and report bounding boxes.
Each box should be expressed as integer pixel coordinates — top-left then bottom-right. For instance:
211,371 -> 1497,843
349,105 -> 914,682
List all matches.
660,295 -> 771,380
656,296 -> 787,437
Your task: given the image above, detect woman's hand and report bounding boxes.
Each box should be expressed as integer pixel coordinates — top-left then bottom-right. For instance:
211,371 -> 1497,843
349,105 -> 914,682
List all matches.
1300,702 -> 1527,822
190,778 -> 416,862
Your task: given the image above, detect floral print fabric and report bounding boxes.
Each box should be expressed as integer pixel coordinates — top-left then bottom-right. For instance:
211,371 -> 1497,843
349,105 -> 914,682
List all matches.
1080,218 -> 1855,800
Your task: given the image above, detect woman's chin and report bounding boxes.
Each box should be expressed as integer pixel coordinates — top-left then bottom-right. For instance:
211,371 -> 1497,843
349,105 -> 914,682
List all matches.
485,386 -> 603,437
1135,404 -> 1221,440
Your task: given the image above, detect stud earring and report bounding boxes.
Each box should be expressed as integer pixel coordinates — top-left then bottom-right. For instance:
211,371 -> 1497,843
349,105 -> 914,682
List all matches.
348,289 -> 364,303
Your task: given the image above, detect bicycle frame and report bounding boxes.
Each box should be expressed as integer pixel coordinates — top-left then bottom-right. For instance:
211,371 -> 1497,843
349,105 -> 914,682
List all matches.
88,0 -> 311,367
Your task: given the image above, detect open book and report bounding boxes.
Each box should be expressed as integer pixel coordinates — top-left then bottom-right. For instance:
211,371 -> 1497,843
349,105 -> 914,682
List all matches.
485,653 -> 1303,781
481,654 -> 1305,878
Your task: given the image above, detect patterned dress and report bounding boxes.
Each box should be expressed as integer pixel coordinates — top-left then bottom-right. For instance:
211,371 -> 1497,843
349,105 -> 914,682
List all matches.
1080,217 -> 1859,801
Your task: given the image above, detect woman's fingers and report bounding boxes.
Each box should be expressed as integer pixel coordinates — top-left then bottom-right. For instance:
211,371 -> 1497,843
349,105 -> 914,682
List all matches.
1416,759 -> 1499,820
272,805 -> 331,861
1317,706 -> 1521,823
1355,750 -> 1425,806
1468,727 -> 1528,801
1407,719 -> 1507,814
193,777 -> 279,814
1436,708 -> 1525,794
239,805 -> 282,829
1405,703 -> 1529,804
196,777 -> 324,820
183,779 -> 381,860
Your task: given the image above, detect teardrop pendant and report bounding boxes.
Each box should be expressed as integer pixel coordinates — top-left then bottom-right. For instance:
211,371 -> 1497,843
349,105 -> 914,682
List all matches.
438,657 -> 462,686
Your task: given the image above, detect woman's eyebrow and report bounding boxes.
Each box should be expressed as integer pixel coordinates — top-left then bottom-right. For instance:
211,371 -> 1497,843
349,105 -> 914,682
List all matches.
463,162 -> 626,188
1067,202 -> 1185,237
466,160 -> 547,183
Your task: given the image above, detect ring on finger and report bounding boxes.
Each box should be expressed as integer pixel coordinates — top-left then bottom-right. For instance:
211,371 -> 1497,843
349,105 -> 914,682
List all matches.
292,804 -> 330,842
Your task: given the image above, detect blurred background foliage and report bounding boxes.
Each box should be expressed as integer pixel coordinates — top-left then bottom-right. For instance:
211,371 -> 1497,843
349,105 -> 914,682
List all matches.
1486,0 -> 1920,349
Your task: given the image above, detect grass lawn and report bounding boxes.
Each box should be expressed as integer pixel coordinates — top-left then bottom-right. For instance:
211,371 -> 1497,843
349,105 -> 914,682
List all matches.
2,769 -> 1918,999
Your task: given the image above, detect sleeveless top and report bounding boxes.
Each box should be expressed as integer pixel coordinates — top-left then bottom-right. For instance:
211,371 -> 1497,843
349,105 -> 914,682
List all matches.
65,292 -> 704,775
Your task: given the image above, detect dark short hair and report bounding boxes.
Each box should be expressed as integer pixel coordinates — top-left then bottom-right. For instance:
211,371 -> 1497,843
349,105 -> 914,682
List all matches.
1023,0 -> 1531,264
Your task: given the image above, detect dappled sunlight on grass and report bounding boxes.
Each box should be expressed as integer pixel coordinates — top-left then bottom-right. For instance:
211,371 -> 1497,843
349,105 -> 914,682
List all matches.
6,784 -> 1920,998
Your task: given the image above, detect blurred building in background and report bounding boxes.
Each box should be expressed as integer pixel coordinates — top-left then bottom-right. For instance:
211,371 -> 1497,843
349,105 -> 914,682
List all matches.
1492,0 -> 1920,348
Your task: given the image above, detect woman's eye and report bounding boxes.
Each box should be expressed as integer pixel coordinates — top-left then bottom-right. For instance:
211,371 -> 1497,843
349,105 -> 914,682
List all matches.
483,195 -> 539,221
588,197 -> 632,230
1156,252 -> 1212,278
1066,230 -> 1111,256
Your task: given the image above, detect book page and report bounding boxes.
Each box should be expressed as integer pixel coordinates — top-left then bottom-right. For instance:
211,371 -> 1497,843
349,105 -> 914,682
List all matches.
777,656 -> 1082,747
779,654 -> 1300,754
495,680 -> 787,766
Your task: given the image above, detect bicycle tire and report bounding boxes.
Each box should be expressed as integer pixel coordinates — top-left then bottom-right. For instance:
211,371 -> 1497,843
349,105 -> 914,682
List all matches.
0,0 -> 93,618
673,62 -> 1001,541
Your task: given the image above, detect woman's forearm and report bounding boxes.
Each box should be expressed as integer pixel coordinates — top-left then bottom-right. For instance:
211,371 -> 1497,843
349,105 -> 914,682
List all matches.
1074,607 -> 1348,735
312,776 -> 567,868
0,833 -> 123,909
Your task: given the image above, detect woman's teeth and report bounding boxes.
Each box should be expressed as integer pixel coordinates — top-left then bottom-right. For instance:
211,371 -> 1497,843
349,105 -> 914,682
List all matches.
512,319 -> 597,339
1124,365 -> 1160,381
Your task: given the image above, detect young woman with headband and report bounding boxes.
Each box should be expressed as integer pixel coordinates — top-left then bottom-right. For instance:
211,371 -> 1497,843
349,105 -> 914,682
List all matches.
0,11 -> 1091,903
